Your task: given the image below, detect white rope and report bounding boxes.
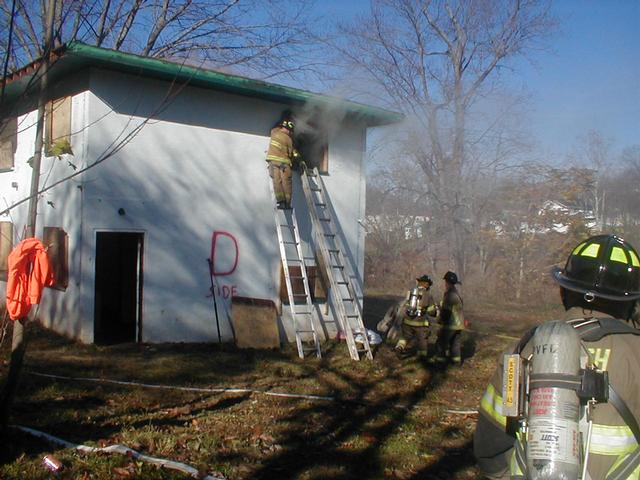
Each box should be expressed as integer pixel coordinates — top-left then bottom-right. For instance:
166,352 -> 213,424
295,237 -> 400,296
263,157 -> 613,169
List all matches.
443,409 -> 478,415
465,328 -> 520,341
30,371 -> 336,401
29,371 -> 478,414
13,425 -> 225,480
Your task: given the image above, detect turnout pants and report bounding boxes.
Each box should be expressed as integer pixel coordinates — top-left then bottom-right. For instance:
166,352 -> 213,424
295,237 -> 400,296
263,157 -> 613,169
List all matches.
401,323 -> 430,357
269,162 -> 292,205
436,328 -> 462,363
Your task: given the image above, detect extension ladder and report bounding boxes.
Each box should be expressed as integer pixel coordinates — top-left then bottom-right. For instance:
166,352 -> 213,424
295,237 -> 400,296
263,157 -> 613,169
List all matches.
267,166 -> 321,359
300,166 -> 373,361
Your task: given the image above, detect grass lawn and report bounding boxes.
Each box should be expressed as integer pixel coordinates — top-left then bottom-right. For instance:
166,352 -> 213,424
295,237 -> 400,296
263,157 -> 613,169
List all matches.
0,295 -> 557,479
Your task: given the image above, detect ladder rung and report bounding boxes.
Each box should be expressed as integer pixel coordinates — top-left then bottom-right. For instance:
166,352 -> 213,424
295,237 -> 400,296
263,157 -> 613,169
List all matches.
294,311 -> 312,315
346,314 -> 359,319
282,240 -> 298,245
296,330 -> 316,334
286,259 -> 303,264
315,202 -> 326,207
319,218 -> 331,222
324,233 -> 335,237
328,249 -> 339,254
279,223 -> 295,229
332,265 -> 344,269
337,281 -> 348,285
292,293 -> 309,297
311,187 -> 321,192
342,297 -> 354,302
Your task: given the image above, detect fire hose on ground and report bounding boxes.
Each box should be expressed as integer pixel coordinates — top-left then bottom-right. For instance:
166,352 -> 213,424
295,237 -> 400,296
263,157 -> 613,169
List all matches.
14,424 -> 225,480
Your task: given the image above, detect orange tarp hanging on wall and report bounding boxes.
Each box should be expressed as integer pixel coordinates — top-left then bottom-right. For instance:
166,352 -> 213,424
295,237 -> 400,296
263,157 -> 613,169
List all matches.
5,237 -> 54,321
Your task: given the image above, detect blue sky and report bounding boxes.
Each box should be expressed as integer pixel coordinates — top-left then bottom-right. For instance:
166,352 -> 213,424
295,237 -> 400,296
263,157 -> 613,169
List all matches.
514,0 -> 640,158
315,0 -> 639,160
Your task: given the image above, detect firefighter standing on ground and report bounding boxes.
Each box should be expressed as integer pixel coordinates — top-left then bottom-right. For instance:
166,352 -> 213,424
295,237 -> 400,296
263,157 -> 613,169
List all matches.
474,234 -> 640,479
266,115 -> 298,209
395,274 -> 438,358
431,271 -> 465,365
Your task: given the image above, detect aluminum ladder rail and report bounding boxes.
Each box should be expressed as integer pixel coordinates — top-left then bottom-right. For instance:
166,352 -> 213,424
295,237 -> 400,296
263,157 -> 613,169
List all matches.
267,166 -> 321,359
300,166 -> 373,361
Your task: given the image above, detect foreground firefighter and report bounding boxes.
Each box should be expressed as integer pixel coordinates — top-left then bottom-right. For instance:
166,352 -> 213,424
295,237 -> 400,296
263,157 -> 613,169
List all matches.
430,271 -> 465,365
474,234 -> 640,479
395,274 -> 438,358
265,112 -> 299,209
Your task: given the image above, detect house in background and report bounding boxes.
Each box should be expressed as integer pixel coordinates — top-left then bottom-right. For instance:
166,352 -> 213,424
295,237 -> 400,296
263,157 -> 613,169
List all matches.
0,42 -> 400,346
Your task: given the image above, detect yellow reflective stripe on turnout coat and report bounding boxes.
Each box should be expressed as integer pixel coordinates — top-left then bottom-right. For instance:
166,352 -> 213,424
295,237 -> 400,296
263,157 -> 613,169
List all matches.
266,127 -> 293,165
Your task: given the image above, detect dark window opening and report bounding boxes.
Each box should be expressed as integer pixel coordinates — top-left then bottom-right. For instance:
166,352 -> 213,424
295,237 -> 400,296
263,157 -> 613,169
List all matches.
296,130 -> 328,174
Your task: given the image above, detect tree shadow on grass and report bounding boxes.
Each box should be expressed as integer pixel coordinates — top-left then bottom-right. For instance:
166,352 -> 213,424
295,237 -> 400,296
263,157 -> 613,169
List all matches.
2,324 -> 482,479
245,354 -> 477,480
410,439 -> 476,480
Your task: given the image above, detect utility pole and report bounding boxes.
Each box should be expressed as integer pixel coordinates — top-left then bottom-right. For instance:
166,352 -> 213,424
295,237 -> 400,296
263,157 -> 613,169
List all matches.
0,0 -> 56,432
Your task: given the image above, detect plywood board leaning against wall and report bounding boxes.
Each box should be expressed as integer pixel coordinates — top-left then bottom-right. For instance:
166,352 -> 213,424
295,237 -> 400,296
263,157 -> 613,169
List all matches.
231,297 -> 280,349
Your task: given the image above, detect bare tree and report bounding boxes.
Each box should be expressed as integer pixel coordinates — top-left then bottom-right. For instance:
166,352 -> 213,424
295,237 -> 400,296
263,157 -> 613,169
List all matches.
604,145 -> 640,237
621,145 -> 640,177
364,164 -> 439,290
569,130 -> 612,230
470,165 -> 592,301
337,0 -> 555,277
0,0 -> 318,80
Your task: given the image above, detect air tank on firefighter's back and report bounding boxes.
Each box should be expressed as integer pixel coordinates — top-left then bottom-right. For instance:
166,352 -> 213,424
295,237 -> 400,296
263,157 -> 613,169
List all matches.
408,287 -> 422,313
526,321 -> 581,480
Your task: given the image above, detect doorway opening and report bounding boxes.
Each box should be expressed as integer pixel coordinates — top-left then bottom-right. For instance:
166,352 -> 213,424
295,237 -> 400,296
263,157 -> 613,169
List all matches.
94,232 -> 144,344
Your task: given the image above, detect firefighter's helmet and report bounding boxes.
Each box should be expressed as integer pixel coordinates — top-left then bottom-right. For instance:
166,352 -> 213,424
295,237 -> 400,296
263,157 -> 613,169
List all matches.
552,234 -> 640,301
281,119 -> 294,132
443,271 -> 459,285
416,274 -> 432,286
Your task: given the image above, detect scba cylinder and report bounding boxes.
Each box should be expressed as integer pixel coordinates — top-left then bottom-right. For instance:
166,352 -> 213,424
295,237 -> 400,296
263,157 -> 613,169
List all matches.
526,320 -> 581,480
408,287 -> 421,312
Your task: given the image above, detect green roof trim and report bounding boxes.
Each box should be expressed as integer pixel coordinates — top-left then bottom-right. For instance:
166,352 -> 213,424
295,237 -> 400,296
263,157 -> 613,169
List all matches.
2,42 -> 402,127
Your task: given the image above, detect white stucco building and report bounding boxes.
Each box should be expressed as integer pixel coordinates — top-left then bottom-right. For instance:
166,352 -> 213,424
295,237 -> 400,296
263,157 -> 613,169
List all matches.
0,42 -> 399,345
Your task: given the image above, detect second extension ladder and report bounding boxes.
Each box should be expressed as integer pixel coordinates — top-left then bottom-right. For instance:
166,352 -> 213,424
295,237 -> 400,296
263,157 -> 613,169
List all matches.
300,166 -> 373,361
268,166 -> 321,359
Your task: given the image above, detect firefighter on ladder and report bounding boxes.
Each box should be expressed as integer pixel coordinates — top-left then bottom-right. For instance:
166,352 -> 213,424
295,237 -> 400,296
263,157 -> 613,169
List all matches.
474,234 -> 640,480
266,112 -> 300,210
395,274 -> 438,359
